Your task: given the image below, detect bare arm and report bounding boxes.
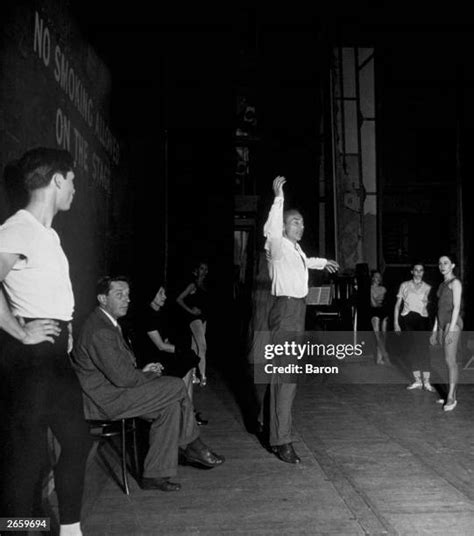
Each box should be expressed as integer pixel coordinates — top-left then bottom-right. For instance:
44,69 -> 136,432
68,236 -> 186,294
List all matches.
0,253 -> 60,343
430,317 -> 439,345
176,283 -> 201,315
147,329 -> 175,353
448,279 -> 462,332
394,295 -> 403,331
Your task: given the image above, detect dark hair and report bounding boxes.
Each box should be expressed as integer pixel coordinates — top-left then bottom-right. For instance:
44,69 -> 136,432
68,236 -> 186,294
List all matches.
192,259 -> 208,269
96,275 -> 130,296
370,270 -> 383,283
148,281 -> 166,303
4,147 -> 74,192
439,253 -> 457,265
410,261 -> 425,270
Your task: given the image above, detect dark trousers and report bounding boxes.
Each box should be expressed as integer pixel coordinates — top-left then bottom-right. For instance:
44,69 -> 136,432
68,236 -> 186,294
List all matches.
112,376 -> 199,478
399,312 -> 430,372
0,325 -> 91,525
266,296 -> 306,446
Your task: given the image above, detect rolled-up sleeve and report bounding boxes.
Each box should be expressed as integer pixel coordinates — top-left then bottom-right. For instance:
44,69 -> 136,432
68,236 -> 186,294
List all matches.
307,257 -> 327,270
0,222 -> 30,266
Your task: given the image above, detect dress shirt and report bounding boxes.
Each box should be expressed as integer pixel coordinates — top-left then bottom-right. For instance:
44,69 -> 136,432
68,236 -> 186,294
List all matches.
99,307 -> 118,327
99,307 -> 137,366
264,196 -> 327,298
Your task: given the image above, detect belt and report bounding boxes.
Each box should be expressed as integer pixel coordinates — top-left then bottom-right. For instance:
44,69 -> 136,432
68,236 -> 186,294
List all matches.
23,318 -> 70,331
274,296 -> 305,301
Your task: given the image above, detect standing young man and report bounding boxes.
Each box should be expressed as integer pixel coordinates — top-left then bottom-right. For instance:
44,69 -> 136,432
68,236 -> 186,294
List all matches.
263,176 -> 339,463
0,148 -> 91,536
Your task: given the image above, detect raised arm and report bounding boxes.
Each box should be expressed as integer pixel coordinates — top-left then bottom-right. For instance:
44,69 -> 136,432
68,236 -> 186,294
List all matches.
263,176 -> 286,260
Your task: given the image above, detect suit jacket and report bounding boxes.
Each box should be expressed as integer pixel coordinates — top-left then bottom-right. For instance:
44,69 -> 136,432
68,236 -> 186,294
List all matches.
72,307 -> 159,419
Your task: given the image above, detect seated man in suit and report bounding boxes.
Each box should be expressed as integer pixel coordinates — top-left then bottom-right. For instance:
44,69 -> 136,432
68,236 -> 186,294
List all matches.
72,275 -> 224,492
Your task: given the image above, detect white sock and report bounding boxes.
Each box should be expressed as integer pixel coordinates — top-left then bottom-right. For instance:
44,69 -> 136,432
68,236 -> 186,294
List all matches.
60,522 -> 82,536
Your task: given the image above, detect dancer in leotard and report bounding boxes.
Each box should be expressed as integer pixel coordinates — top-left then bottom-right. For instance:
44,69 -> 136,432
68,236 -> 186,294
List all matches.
430,254 -> 463,411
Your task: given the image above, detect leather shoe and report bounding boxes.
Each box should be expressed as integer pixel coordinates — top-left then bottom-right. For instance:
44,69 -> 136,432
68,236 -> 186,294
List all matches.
271,443 -> 301,464
179,438 -> 225,469
141,477 -> 181,491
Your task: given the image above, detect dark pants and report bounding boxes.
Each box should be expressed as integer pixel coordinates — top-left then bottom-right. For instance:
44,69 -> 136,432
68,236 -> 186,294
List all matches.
0,324 -> 91,525
266,296 -> 306,446
111,376 -> 199,478
400,312 -> 430,372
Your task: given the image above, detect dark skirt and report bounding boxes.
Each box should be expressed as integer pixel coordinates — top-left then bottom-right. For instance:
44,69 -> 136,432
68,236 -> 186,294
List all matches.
159,348 -> 200,378
370,306 -> 389,320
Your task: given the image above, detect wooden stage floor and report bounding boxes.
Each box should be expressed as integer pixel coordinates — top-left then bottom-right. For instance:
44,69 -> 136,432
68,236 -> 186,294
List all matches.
80,358 -> 474,535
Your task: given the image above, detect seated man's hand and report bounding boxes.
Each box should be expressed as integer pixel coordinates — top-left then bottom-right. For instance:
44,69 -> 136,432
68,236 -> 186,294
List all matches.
142,362 -> 164,376
190,307 -> 202,316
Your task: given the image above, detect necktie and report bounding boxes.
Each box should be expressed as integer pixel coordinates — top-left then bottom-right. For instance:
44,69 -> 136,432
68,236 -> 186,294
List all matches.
295,244 -> 306,269
117,324 -> 137,367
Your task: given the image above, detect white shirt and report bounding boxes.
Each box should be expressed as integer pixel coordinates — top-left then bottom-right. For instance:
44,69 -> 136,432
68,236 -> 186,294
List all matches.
0,209 -> 74,320
263,197 -> 327,298
99,307 -> 118,327
397,280 -> 431,317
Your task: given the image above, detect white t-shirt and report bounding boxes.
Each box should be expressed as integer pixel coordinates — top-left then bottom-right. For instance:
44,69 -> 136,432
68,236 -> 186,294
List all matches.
0,209 -> 74,321
397,280 -> 431,317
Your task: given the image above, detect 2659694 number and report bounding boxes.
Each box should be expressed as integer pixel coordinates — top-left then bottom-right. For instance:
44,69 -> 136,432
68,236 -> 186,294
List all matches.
0,517 -> 50,531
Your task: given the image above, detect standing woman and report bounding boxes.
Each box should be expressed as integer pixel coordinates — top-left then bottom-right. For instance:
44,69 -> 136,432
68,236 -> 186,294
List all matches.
370,270 -> 390,365
394,263 -> 434,391
176,261 -> 209,386
430,254 -> 463,411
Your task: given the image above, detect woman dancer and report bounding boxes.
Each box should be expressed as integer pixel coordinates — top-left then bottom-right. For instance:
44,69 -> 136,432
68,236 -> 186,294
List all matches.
394,263 -> 434,391
141,286 -> 207,424
430,254 -> 463,411
142,287 -> 198,396
370,270 -> 390,365
176,261 -> 209,386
